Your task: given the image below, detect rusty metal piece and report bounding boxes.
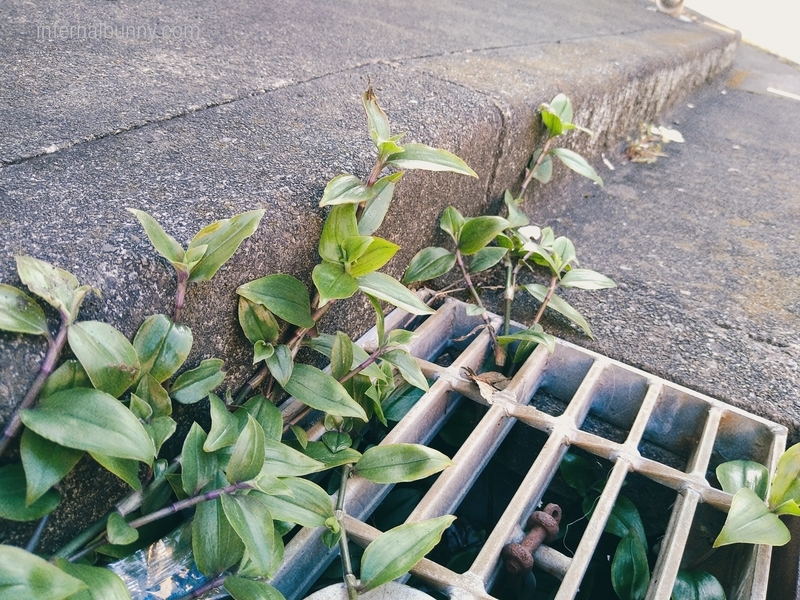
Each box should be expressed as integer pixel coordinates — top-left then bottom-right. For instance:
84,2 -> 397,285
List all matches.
502,503 -> 562,575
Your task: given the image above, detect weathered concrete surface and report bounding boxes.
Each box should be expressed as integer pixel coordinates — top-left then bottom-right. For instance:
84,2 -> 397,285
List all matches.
0,0 -> 737,550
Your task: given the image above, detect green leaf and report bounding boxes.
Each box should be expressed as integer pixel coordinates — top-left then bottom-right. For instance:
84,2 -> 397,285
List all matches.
0,464 -> 60,521
135,375 -> 172,418
318,204 -> 359,264
238,297 -> 280,345
106,512 -> 139,546
20,429 -> 83,505
242,394 -> 283,441
265,345 -> 293,388
354,443 -> 452,484
170,358 -> 225,404
331,331 -> 354,381
550,148 -> 603,186
224,576 -> 286,600
290,425 -> 308,449
388,329 -> 417,346
39,360 -> 91,400
362,86 -> 392,147
440,206 -> 465,242
714,488 -> 790,547
558,452 -> 596,497
359,172 -> 404,235
522,283 -> 594,338
769,443 -> 800,509
312,262 -> 358,306
531,152 -> 553,184
20,388 -> 154,464
0,545 -> 86,599
90,453 -> 142,490
253,341 -> 274,364
321,431 -> 352,454
607,496 -> 647,548
226,415 -> 266,484
560,268 -> 616,290
237,275 -> 315,329
671,569 -> 726,600
129,393 -> 152,421
360,515 -> 456,592
320,174 -> 378,207
68,321 -> 140,398
458,216 -> 510,255
381,349 -> 429,392
290,440 -> 362,469
127,208 -> 185,264
205,393 -> 239,452
469,247 -> 508,273
497,326 -> 555,353
15,256 -> 95,323
303,333 -> 384,380
193,493 -> 245,576
258,438 -> 327,478
144,416 -> 177,456
181,423 -> 217,496
356,272 -> 434,316
0,284 -> 48,335
349,237 -> 400,278
503,191 -> 529,227
284,364 -> 368,421
133,314 -> 193,383
257,476 -> 334,528
386,143 -> 477,177
383,385 -> 425,422
716,460 -> 769,500
186,209 -> 265,283
611,532 -> 650,600
539,94 -> 572,137
402,247 -> 456,284
55,560 -> 131,600
220,494 -> 277,577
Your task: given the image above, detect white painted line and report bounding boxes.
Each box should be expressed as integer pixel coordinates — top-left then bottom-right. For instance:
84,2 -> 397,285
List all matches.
767,87 -> 800,101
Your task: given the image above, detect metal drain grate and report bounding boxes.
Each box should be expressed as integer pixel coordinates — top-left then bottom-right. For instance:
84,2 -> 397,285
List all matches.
273,297 -> 787,600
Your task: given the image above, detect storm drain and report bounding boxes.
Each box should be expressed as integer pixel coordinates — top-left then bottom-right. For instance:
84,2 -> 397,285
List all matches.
274,297 -> 787,600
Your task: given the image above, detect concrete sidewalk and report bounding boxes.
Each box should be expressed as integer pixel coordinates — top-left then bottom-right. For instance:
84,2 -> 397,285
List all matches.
0,0 -> 738,548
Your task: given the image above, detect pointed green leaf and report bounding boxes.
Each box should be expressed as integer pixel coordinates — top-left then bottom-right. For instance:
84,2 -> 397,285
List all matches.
717,460 -> 769,500
769,443 -> 800,509
550,147 -> 603,186
238,297 -> 279,345
360,515 -> 456,592
290,425 -> 308,449
560,268 -> 616,290
440,206 -> 465,242
606,496 -> 647,548
312,262 -> 358,306
354,443 -> 452,484
497,326 -> 555,353
226,415 -> 265,484
90,453 -> 142,490
20,429 -> 83,506
289,440 -> 362,469
133,314 -> 193,383
356,272 -> 434,316
265,345 -> 293,388
20,388 -> 154,464
320,174 -> 378,207
331,331 -> 354,381
0,464 -> 60,521
504,191 -> 529,227
522,283 -> 594,338
671,569 -> 726,600
220,494 -> 278,578
349,237 -> 400,278
0,284 -> 48,335
181,423 -> 217,496
15,256 -> 95,323
284,364 -> 368,421
144,416 -> 177,456
341,235 -> 374,264
257,477 -> 334,528
129,394 -> 152,421
205,393 -> 239,452
193,494 -> 245,576
362,86 -> 392,146
303,333 -> 384,380
68,321 -> 140,398
402,247 -> 456,284
559,452 -> 596,497
135,374 -> 172,418
319,204 -> 359,263
237,275 -> 315,328
381,349 -> 429,392
106,512 -> 139,546
186,210 -> 264,283
714,488 -> 790,547
39,360 -> 91,400
127,208 -> 185,264
531,152 -> 553,184
469,247 -> 508,273
321,431 -> 352,454
55,560 -> 131,600
611,532 -> 650,600
359,172 -> 404,235
224,576 -> 286,600
386,143 -> 477,177
242,394 -> 283,440
0,545 -> 86,599
253,341 -> 274,364
458,216 -> 510,255
170,358 -> 225,404
258,437 -> 326,478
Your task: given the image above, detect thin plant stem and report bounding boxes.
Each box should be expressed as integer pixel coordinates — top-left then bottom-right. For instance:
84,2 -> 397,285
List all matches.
173,269 -> 189,323
177,575 -> 227,600
339,346 -> 386,385
336,464 -> 359,600
25,514 -> 50,553
502,259 -> 514,336
518,137 -> 553,199
533,275 -> 559,326
0,317 -> 69,457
